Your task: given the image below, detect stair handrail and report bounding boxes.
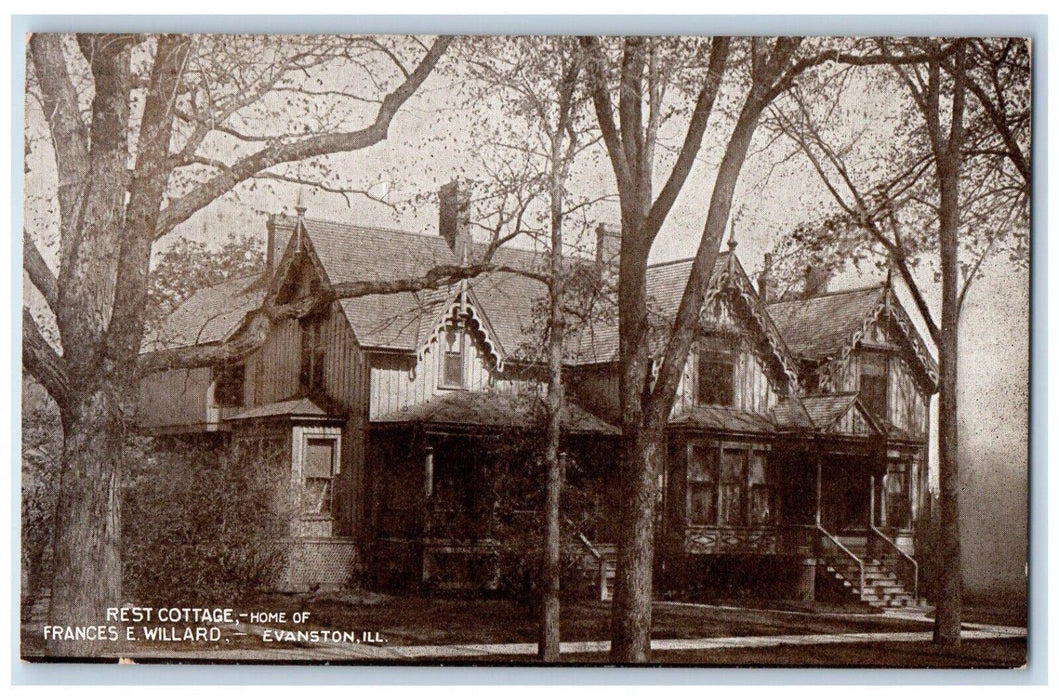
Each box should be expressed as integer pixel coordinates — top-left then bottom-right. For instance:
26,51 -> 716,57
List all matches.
563,516 -> 610,601
815,523 -> 865,595
562,516 -> 601,560
868,522 -> 919,602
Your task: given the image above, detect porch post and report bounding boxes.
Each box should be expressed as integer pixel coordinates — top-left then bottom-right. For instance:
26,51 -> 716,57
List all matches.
869,475 -> 876,529
424,446 -> 434,500
814,453 -> 822,527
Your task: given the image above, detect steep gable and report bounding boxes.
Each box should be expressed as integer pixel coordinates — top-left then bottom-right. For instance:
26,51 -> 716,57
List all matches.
767,282 -> 939,392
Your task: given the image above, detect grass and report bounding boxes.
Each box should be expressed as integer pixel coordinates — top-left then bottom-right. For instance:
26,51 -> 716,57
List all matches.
256,591 -> 939,647
538,638 -> 1027,668
21,590 -> 1026,667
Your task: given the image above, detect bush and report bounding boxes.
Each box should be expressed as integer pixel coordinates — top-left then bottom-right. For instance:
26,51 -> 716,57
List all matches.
122,434 -> 289,606
21,382 -> 62,618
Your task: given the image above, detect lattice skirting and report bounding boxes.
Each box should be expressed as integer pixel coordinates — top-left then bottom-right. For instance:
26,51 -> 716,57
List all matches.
279,537 -> 359,592
685,527 -> 778,555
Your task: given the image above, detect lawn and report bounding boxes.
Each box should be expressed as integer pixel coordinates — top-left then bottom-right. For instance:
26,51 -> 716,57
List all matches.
21,590 -> 1026,667
249,591 -> 934,647
541,638 -> 1027,668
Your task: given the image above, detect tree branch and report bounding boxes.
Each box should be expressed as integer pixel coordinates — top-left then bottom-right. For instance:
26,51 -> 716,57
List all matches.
23,229 -> 59,312
28,34 -> 90,248
641,37 -> 731,243
137,259 -> 547,375
23,308 -> 69,407
155,35 -> 453,238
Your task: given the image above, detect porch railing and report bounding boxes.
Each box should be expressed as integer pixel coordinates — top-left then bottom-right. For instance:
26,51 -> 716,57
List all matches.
867,526 -> 919,602
868,477 -> 919,602
814,523 -> 865,595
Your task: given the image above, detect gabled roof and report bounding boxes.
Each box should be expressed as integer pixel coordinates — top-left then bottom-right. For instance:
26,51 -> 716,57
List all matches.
142,274 -> 266,351
771,392 -> 884,436
565,254 -> 731,365
767,282 -> 939,390
269,215 -> 550,359
371,390 -> 618,435
566,252 -> 801,393
767,285 -> 886,360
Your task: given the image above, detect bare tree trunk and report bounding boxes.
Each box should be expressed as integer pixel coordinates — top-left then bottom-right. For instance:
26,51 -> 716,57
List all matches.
539,169 -> 565,664
932,41 -> 967,648
610,421 -> 665,662
48,385 -> 125,657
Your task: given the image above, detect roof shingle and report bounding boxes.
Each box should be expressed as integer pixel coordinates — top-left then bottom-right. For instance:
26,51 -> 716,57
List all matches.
766,285 -> 885,359
142,274 -> 265,351
371,390 -> 618,435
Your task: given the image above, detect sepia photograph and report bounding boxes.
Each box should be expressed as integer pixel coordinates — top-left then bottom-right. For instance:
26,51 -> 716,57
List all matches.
18,24 -> 1032,670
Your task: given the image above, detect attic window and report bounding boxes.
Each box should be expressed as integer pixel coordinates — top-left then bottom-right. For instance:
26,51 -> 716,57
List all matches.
440,328 -> 465,389
300,314 -> 326,392
697,336 -> 735,407
859,351 -> 888,422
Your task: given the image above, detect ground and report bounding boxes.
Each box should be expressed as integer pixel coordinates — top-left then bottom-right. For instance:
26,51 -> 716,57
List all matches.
20,591 -> 1027,667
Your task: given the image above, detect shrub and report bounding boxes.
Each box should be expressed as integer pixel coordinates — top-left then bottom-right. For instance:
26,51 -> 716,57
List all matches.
122,434 -> 289,606
20,383 -> 62,618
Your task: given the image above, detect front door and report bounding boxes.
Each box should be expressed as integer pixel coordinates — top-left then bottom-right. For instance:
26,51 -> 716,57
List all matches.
821,456 -> 870,534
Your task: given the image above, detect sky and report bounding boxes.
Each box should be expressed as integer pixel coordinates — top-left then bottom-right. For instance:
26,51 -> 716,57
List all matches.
24,35 -> 1030,599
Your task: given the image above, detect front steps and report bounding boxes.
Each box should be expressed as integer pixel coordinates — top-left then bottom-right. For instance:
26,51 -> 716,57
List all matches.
823,538 -> 917,609
597,545 -> 617,602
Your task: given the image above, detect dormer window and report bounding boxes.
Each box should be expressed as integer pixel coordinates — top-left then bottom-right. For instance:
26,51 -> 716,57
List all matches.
859,350 -> 889,422
441,327 -> 465,389
697,336 -> 735,406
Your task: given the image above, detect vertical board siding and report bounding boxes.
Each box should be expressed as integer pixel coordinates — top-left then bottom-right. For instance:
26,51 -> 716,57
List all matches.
821,315 -> 928,439
137,367 -> 212,428
245,317 -> 299,406
367,328 -> 536,419
671,348 -> 778,418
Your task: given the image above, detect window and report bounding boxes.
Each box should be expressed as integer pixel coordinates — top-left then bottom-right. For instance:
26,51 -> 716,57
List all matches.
859,351 -> 888,422
213,363 -> 244,407
697,337 -> 735,406
440,328 -> 465,388
302,437 -> 336,515
748,452 -> 773,525
300,315 -> 326,392
687,444 -> 718,525
720,449 -> 747,526
687,443 -> 770,527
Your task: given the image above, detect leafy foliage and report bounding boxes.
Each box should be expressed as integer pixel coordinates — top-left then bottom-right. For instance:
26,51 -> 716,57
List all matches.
20,381 -> 62,615
145,231 -> 265,336
122,435 -> 289,606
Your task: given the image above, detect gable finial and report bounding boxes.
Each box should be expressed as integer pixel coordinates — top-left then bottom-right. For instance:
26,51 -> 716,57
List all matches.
295,185 -> 307,218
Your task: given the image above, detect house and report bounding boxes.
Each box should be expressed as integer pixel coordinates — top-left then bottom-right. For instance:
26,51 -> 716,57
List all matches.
137,183 -> 938,607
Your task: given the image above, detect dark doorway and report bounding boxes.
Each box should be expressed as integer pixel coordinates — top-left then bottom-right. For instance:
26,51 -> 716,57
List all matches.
821,455 -> 871,534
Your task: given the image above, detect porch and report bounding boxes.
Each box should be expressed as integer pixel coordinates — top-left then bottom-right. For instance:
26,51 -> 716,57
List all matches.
366,390 -> 620,592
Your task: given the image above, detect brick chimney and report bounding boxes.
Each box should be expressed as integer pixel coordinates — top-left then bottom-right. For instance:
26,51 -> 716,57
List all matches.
439,180 -> 472,264
265,214 -> 294,279
802,263 -> 830,299
595,223 -> 620,273
757,253 -> 772,303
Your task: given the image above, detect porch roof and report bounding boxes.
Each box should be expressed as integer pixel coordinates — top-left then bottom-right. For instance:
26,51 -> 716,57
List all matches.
228,398 -> 333,421
371,390 -> 619,435
771,393 -> 886,437
668,405 -> 775,435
